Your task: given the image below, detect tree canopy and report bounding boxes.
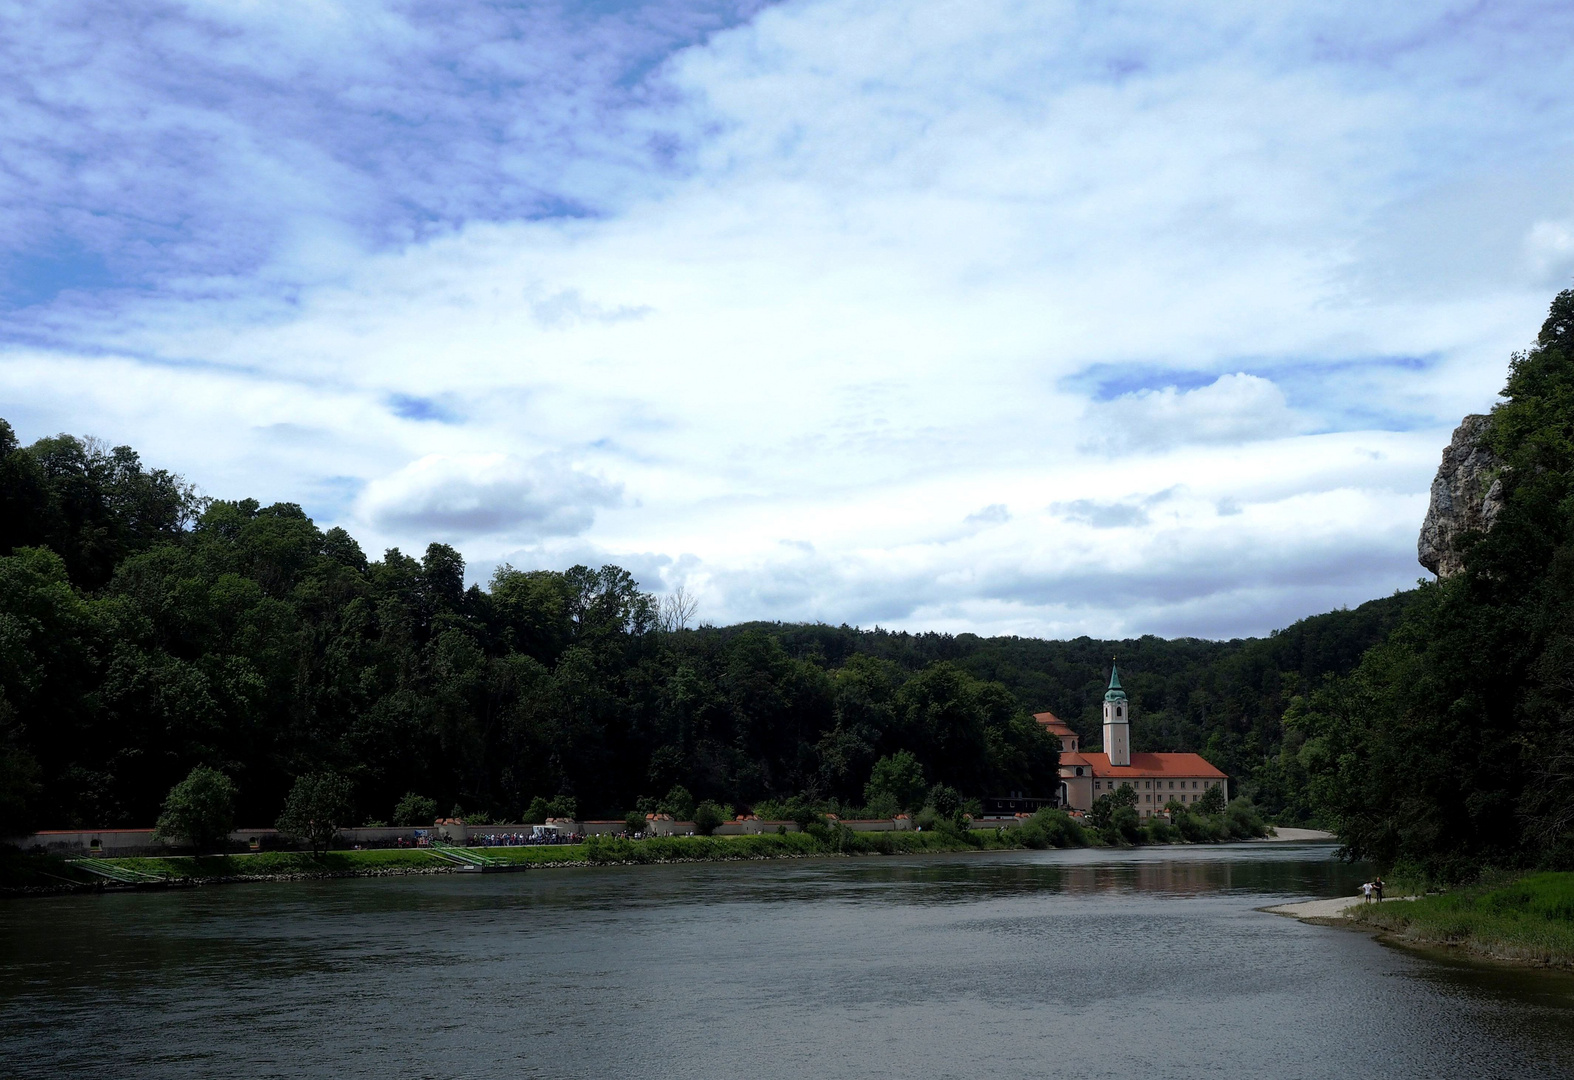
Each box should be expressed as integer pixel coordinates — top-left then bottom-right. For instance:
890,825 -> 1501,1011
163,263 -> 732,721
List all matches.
0,415 -> 1414,839
1292,290 -> 1574,878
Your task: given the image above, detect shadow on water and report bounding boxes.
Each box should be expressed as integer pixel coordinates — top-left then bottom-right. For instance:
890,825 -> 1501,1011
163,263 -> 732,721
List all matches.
3,843 -> 1571,1080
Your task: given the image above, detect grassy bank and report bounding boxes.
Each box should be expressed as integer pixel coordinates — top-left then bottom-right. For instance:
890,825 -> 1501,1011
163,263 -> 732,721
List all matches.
1,806 -> 1274,897
0,830 -> 997,894
1347,872 -> 1574,968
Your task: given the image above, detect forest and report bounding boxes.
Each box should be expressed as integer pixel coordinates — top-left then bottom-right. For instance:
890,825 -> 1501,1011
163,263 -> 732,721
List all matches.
12,292 -> 1574,876
1290,290 -> 1574,879
0,412 -> 1411,836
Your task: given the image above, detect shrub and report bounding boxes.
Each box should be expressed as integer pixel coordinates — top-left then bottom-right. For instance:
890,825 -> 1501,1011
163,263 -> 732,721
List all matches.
524,794 -> 579,824
1017,809 -> 1087,849
392,792 -> 437,827
1113,805 -> 1142,843
276,771 -> 353,856
1142,818 -> 1179,844
153,766 -> 237,853
864,751 -> 927,813
658,785 -> 696,821
1175,810 -> 1225,842
624,810 -> 645,835
693,800 -> 726,836
1224,799 -> 1268,839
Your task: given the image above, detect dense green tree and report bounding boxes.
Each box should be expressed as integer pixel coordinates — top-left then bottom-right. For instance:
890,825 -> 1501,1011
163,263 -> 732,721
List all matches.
153,765 -> 237,851
864,751 -> 926,814
2,413 -> 1439,842
693,800 -> 725,835
277,771 -> 353,855
1292,290 -> 1574,877
392,792 -> 438,827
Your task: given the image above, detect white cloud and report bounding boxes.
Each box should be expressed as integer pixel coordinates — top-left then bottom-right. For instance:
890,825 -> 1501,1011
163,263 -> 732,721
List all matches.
2,0 -> 1570,637
1081,374 -> 1307,454
358,453 -> 620,541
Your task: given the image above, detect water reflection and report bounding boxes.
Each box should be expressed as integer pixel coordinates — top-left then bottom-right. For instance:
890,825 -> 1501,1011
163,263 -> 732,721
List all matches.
3,844 -> 1570,1080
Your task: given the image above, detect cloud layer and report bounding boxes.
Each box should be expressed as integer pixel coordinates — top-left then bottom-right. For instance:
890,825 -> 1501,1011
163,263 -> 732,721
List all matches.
3,0 -> 1571,637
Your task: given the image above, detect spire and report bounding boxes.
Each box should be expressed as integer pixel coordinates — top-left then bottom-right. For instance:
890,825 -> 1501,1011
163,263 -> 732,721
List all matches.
1104,660 -> 1127,702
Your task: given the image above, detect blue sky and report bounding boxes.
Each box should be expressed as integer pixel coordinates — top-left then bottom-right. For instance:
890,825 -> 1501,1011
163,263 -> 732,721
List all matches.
3,0 -> 1573,638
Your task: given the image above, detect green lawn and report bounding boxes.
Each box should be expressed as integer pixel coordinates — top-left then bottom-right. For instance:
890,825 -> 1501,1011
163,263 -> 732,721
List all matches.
1,829 -> 1009,892
5,816 -> 1231,894
1348,871 -> 1574,968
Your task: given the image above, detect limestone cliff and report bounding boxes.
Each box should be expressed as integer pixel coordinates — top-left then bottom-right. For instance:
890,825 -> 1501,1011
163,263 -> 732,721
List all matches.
1418,414 -> 1504,577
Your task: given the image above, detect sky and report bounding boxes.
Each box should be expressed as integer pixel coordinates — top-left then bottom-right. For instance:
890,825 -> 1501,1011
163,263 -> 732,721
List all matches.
3,0 -> 1573,640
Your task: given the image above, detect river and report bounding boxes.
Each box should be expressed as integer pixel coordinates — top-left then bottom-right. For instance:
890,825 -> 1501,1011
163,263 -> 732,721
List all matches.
3,843 -> 1572,1078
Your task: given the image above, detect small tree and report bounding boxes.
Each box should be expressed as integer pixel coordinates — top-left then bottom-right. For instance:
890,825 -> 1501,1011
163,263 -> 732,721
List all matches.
624,810 -> 645,836
1196,785 -> 1226,815
925,783 -> 963,823
865,751 -> 926,813
276,771 -> 353,856
658,784 -> 696,820
393,792 -> 438,826
1112,804 -> 1142,843
693,800 -> 725,836
523,796 -> 551,824
154,766 -> 236,853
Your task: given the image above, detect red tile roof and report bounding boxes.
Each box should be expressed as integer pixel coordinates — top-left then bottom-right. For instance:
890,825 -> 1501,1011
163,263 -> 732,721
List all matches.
1061,751 -> 1226,779
1033,710 -> 1077,736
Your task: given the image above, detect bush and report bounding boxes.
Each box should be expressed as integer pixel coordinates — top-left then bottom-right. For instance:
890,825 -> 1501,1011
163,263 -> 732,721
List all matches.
658,785 -> 696,821
1017,809 -> 1088,849
865,751 -> 927,814
693,800 -> 726,836
1142,818 -> 1180,844
276,771 -> 353,856
1112,805 -> 1142,843
392,792 -> 437,826
1175,809 -> 1226,842
153,766 -> 237,852
624,810 -> 645,835
1224,799 -> 1268,839
1195,786 -> 1226,814
523,794 -> 579,824
925,784 -> 964,824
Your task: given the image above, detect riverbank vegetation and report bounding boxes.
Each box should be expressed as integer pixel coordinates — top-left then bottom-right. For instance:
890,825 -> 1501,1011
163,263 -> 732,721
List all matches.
12,293 -> 1574,883
1291,291 -> 1574,881
1,802 -> 1277,895
1347,872 -> 1574,968
0,415 -> 1408,840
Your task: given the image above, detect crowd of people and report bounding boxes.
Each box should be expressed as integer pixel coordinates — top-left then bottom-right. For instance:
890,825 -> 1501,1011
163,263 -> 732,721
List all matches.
471,830 -> 584,846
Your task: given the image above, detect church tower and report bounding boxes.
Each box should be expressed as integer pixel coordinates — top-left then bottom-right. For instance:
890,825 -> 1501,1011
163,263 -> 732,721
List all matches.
1102,663 -> 1130,767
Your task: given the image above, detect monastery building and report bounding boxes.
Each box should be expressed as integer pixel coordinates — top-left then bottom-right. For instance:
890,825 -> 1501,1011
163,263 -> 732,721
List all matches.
1037,666 -> 1227,818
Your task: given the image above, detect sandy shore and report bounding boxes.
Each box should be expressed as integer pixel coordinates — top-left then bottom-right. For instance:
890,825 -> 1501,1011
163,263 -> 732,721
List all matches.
1258,827 -> 1337,842
1263,896 -> 1363,920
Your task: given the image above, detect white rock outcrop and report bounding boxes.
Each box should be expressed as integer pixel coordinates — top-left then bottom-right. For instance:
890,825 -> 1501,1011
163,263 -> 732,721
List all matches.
1417,414 -> 1504,578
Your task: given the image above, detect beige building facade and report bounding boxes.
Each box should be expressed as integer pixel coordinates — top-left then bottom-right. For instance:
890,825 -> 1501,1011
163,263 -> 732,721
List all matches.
1038,666 -> 1228,819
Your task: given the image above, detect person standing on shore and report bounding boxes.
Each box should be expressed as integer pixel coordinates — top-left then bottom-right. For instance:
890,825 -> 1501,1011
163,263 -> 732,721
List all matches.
1361,882 -> 1374,904
1374,877 -> 1384,903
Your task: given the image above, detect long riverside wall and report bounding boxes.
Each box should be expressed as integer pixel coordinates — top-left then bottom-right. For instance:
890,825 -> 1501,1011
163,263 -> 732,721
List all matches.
18,812 -> 1023,856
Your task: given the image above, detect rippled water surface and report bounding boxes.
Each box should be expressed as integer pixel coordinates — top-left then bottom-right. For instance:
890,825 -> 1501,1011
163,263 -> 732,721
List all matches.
4,844 -> 1573,1079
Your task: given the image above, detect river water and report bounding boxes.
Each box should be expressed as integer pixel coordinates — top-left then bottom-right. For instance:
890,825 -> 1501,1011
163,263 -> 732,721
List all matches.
3,843 -> 1572,1079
